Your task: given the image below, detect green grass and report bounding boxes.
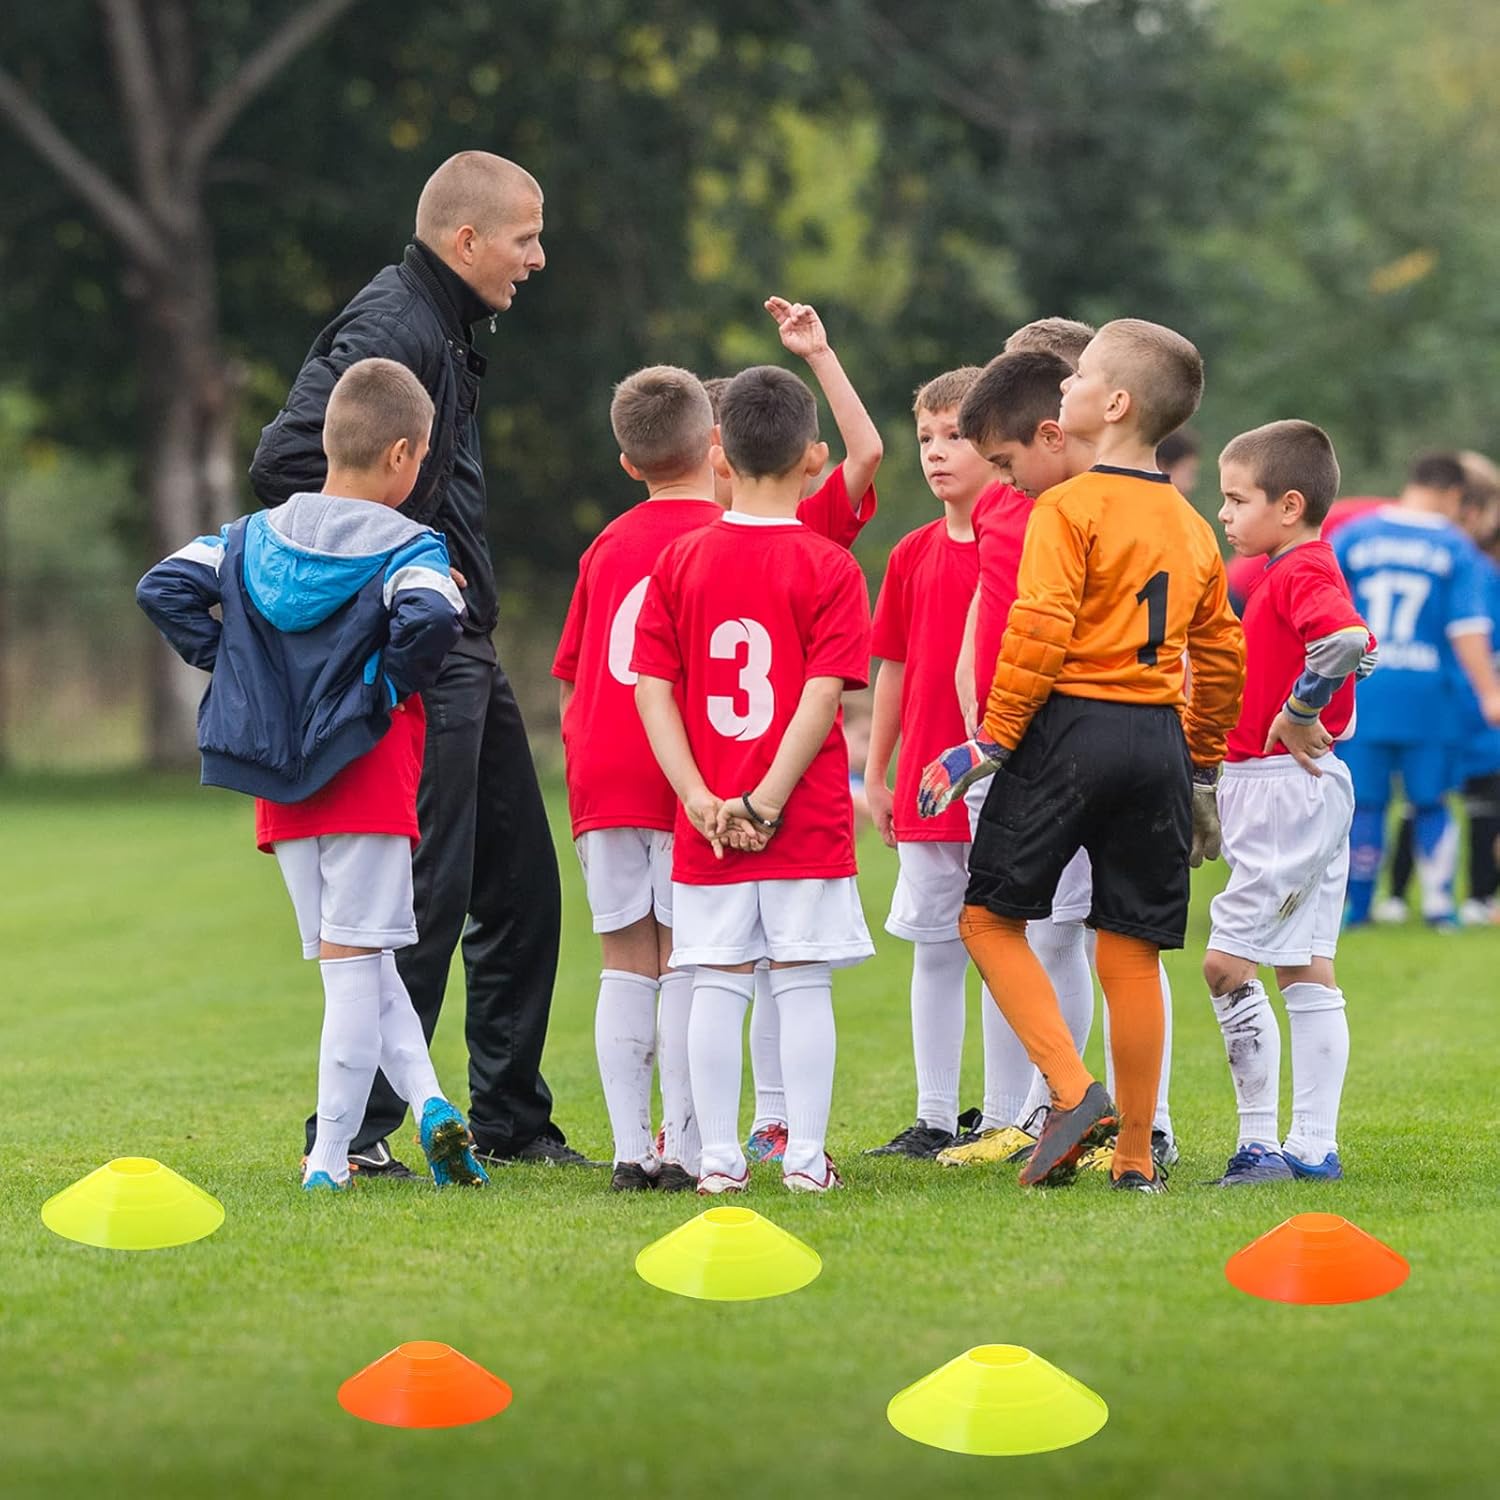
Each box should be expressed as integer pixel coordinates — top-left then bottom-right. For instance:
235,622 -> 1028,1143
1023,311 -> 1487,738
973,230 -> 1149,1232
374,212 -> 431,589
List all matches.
2,773 -> 1495,1498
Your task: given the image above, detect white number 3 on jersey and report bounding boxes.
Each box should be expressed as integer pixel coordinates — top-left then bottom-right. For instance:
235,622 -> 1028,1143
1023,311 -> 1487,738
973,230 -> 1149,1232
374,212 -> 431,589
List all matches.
707,617 -> 775,740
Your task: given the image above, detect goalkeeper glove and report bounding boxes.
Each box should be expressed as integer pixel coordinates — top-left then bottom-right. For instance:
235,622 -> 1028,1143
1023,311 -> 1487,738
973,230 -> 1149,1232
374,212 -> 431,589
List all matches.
918,736 -> 1008,819
1188,764 -> 1222,868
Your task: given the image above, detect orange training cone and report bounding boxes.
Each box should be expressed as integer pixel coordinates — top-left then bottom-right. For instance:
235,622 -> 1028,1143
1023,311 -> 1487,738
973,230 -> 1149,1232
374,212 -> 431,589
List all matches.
338,1341 -> 513,1428
887,1344 -> 1108,1456
1226,1212 -> 1409,1305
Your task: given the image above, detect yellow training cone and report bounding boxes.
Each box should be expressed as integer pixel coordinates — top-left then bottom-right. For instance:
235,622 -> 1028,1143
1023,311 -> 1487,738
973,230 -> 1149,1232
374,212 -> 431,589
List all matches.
41,1157 -> 224,1250
887,1344 -> 1108,1456
635,1206 -> 821,1301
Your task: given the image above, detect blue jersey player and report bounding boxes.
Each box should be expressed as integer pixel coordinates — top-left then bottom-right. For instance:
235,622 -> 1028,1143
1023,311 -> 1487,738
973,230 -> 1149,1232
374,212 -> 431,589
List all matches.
1333,453 -> 1500,925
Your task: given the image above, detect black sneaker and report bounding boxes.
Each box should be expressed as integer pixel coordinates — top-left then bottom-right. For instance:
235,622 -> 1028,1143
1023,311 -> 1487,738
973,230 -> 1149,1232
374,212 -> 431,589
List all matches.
1111,1165 -> 1169,1194
656,1162 -> 698,1193
1017,1082 -> 1117,1188
864,1119 -> 959,1158
347,1140 -> 418,1180
1151,1129 -> 1179,1168
610,1161 -> 657,1192
476,1135 -> 606,1168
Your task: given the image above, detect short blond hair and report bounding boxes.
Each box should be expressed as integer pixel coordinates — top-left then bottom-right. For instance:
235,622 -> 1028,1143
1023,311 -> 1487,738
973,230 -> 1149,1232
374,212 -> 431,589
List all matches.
913,366 -> 982,417
323,358 -> 434,470
1092,318 -> 1204,445
1220,420 -> 1341,525
610,366 -> 714,481
414,151 -> 541,243
1004,317 -> 1095,366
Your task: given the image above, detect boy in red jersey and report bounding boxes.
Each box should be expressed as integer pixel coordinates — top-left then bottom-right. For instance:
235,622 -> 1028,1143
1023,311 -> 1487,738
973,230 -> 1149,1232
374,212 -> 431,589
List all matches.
1206,420 -> 1374,1186
634,366 -> 874,1194
862,365 -> 994,1157
137,360 -> 485,1192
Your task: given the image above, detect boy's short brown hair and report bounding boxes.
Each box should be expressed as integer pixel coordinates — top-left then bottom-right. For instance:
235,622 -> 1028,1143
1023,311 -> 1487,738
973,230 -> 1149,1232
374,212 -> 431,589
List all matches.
1004,317 -> 1095,365
323,357 -> 435,470
913,366 -> 983,418
717,365 -> 819,478
1220,420 -> 1342,525
610,365 -> 714,481
957,351 -> 1071,449
701,376 -> 730,419
1092,319 -> 1204,446
1407,451 -> 1467,494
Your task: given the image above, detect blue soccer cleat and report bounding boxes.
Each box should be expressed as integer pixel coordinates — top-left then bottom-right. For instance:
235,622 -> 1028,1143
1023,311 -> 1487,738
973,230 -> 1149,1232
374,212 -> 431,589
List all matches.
1211,1143 -> 1295,1186
419,1098 -> 490,1188
744,1121 -> 788,1163
1283,1149 -> 1344,1181
302,1170 -> 349,1192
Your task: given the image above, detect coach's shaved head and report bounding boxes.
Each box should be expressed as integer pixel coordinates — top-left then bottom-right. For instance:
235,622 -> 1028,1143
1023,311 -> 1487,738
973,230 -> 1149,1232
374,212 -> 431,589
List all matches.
415,151 -> 546,314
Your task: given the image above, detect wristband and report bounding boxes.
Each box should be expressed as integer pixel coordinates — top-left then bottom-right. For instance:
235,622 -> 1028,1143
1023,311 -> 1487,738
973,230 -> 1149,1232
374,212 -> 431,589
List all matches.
1282,695 -> 1320,725
1192,764 -> 1220,787
740,792 -> 783,831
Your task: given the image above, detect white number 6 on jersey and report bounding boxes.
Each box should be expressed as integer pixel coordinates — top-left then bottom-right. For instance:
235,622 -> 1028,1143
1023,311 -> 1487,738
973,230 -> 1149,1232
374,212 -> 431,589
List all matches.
707,617 -> 775,740
606,576 -> 652,686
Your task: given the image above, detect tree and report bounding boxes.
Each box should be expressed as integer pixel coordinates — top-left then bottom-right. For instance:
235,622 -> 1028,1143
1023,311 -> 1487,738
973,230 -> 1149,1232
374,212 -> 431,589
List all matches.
0,0 -> 359,764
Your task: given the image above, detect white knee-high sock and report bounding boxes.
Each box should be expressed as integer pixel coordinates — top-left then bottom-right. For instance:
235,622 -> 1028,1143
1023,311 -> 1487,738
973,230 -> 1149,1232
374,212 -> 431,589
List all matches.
979,980 -> 1034,1130
749,966 -> 786,1129
594,968 -> 659,1168
690,969 -> 755,1179
911,938 -> 968,1133
376,951 -> 443,1112
1281,982 -> 1349,1162
307,955 -> 383,1182
656,968 -> 699,1171
1007,919 -> 1095,1129
771,964 -> 837,1181
1211,977 -> 1280,1148
1093,935 -> 1174,1137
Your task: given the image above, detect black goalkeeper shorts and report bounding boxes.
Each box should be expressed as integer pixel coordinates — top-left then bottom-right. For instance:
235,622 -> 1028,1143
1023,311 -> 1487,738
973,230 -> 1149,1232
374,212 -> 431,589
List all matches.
965,694 -> 1193,949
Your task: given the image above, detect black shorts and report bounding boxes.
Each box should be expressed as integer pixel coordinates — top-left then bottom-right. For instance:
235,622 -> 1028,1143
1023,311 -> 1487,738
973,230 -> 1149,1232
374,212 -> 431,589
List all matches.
965,694 -> 1193,949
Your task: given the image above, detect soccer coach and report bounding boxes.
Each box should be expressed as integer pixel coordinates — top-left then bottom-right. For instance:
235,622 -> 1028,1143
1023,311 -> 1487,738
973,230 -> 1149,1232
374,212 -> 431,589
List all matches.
251,151 -> 593,1173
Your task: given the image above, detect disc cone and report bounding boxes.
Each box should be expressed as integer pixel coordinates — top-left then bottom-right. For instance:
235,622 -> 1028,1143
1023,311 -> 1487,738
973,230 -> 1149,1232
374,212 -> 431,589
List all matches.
338,1342 -> 513,1428
635,1207 -> 821,1301
887,1344 -> 1108,1456
1225,1212 -> 1409,1305
40,1157 -> 224,1250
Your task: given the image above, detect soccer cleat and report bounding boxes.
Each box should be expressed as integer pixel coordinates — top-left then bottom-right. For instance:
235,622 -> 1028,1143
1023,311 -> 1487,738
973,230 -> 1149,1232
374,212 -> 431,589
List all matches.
655,1162 -> 698,1193
1283,1149 -> 1344,1181
1371,895 -> 1409,925
475,1134 -> 605,1167
1111,1166 -> 1168,1194
784,1154 -> 844,1193
609,1161 -> 658,1193
865,1120 -> 958,1158
935,1123 -> 1037,1167
1211,1143 -> 1295,1186
697,1167 -> 749,1196
301,1170 -> 349,1192
744,1122 -> 788,1163
1152,1129 -> 1179,1167
347,1140 -> 418,1179
1081,1128 -> 1177,1174
1018,1082 -> 1117,1188
419,1099 -> 490,1188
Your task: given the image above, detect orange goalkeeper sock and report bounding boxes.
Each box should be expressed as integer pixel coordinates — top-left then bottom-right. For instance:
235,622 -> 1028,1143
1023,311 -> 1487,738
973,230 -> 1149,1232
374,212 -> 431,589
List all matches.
958,906 -> 1094,1111
1093,929 -> 1165,1178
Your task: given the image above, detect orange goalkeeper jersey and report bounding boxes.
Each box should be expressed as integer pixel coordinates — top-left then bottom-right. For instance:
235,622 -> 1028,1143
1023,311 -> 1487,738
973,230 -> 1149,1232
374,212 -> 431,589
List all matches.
981,465 -> 1245,766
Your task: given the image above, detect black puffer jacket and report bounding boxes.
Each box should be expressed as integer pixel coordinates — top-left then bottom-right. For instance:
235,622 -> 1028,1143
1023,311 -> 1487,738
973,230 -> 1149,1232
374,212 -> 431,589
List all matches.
249,241 -> 499,652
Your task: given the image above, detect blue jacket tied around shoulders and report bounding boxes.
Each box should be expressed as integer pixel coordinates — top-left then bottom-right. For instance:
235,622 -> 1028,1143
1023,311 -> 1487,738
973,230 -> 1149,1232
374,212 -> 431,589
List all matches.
137,493 -> 464,803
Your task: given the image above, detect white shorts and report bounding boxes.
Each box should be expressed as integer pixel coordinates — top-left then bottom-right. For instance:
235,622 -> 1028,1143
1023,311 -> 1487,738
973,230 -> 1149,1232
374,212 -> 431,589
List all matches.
274,834 -> 416,959
669,877 -> 875,969
574,827 -> 673,933
965,778 -> 1092,924
887,841 -> 969,942
1209,755 -> 1354,967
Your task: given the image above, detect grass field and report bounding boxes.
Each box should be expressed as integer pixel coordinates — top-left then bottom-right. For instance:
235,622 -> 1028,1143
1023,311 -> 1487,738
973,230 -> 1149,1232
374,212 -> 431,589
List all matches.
2,773 -> 1496,1499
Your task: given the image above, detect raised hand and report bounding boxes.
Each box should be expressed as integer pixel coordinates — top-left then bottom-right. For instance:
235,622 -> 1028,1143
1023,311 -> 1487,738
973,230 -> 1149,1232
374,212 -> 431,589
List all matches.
765,297 -> 830,361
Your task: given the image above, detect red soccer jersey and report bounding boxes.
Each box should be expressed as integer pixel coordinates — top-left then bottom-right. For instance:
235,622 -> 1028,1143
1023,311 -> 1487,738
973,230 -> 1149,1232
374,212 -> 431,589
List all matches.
631,514 -> 872,886
799,461 -> 878,549
255,695 -> 426,851
553,499 -> 723,837
870,518 -> 977,842
1227,540 -> 1369,763
971,481 -> 1034,703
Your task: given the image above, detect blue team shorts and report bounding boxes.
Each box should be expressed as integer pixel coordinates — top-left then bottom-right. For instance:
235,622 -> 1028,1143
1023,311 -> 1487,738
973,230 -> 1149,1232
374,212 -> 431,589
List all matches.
1339,738 -> 1456,809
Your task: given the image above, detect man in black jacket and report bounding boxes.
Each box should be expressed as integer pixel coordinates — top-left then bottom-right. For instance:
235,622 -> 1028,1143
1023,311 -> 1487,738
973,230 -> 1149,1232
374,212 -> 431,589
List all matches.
252,151 -> 594,1172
